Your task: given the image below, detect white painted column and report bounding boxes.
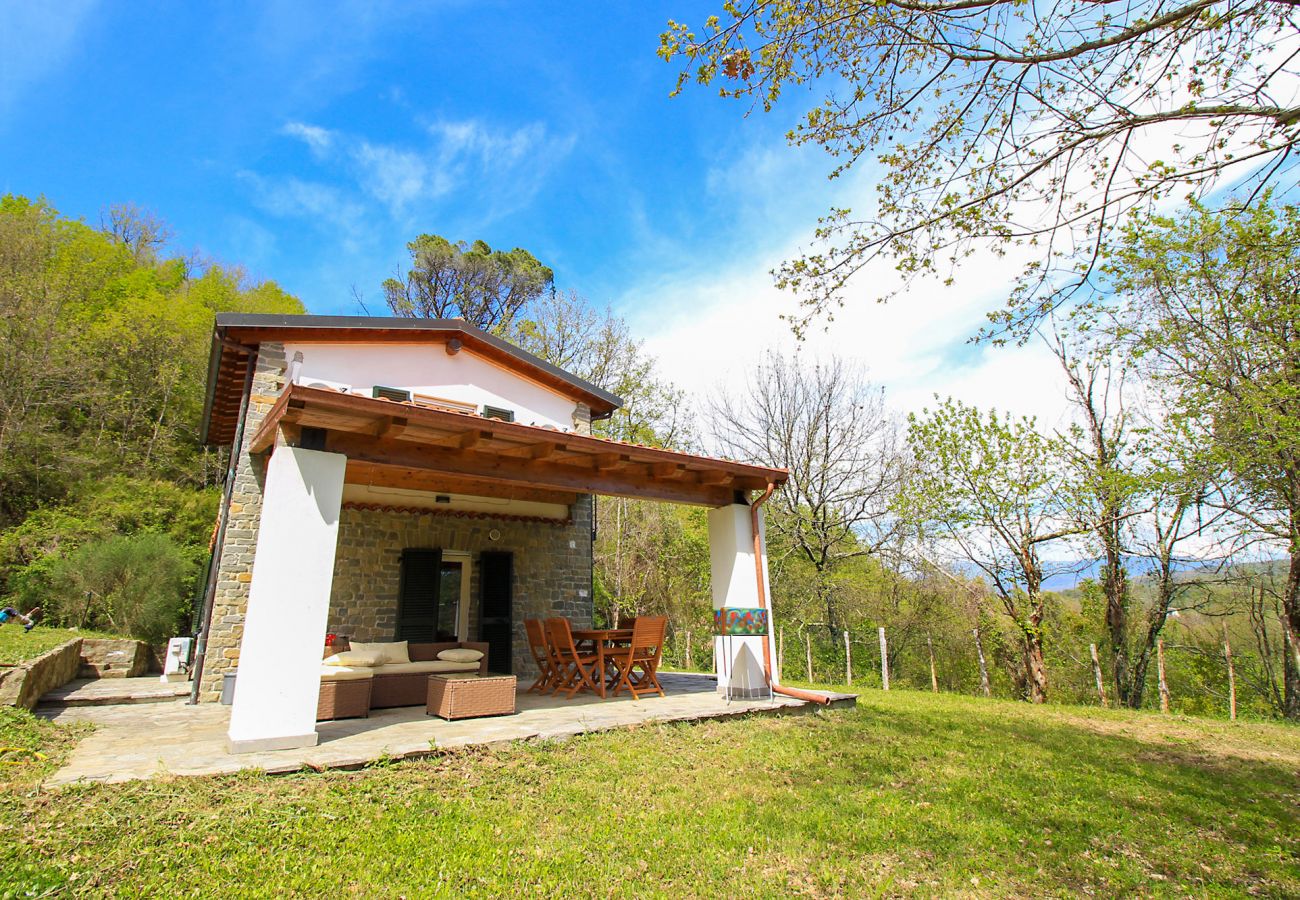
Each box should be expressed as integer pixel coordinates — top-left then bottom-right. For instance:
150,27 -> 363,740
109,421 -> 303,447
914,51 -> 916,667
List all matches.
228,447 -> 346,754
707,502 -> 774,699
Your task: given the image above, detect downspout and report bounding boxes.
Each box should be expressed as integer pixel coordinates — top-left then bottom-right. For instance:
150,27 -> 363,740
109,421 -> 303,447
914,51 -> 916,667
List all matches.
751,482 -> 832,705
188,350 -> 257,704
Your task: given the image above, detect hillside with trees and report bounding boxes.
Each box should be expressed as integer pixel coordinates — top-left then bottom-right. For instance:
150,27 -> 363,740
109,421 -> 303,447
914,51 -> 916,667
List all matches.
3,193 -> 1296,722
0,196 -> 304,641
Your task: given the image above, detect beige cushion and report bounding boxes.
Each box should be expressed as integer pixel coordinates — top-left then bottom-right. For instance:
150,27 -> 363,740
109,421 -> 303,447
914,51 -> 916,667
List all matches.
320,666 -> 375,682
350,641 -> 410,665
323,651 -> 381,667
436,648 -> 484,663
374,660 -> 478,675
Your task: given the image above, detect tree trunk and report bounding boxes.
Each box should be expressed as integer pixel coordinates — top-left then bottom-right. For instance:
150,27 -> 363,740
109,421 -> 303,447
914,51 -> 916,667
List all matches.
1284,551 -> 1300,719
1024,632 -> 1049,703
927,633 -> 939,693
1224,622 -> 1238,721
878,626 -> 889,691
974,627 -> 991,697
1102,555 -> 1131,706
1090,643 -> 1109,707
1156,637 -> 1171,713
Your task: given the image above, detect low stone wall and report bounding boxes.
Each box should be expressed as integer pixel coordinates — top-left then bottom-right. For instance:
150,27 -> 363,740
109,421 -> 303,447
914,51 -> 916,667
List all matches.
79,639 -> 151,679
0,638 -> 84,710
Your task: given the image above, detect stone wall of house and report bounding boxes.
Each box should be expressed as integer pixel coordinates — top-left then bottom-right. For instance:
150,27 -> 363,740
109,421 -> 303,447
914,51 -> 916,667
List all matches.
327,496 -> 593,677
572,402 -> 592,435
197,341 -> 287,701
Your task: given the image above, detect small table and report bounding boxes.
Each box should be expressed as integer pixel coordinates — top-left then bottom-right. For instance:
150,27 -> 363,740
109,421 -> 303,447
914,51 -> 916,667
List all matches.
570,629 -> 634,698
426,673 -> 517,720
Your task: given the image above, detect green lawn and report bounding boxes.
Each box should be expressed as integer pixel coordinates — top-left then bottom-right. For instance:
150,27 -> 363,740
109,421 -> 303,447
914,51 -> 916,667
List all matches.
0,690 -> 1296,898
0,626 -> 116,667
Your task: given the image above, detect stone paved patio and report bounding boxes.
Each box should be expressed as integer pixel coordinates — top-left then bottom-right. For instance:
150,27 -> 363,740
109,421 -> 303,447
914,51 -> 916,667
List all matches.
40,677 -> 190,707
39,673 -> 851,787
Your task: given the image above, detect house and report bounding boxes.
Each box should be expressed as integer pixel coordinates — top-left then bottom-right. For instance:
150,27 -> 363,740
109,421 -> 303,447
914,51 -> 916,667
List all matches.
195,314 -> 791,753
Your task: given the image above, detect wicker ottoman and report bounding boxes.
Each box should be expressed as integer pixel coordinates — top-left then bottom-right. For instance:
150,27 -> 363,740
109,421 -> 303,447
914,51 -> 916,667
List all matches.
426,674 -> 517,720
318,674 -> 373,721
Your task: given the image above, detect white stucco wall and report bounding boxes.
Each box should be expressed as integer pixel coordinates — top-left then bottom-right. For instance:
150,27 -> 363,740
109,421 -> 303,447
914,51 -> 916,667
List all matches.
281,341 -> 578,430
228,447 -> 347,753
707,502 -> 774,695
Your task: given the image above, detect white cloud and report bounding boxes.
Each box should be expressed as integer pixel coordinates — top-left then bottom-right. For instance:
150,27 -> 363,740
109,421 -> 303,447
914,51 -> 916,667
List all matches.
353,141 -> 442,211
237,171 -> 368,252
281,121 -> 336,156
269,117 -> 572,219
629,228 -> 1073,441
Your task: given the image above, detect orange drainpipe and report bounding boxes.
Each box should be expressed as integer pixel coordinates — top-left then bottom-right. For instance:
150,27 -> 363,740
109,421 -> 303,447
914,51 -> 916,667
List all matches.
750,482 -> 832,706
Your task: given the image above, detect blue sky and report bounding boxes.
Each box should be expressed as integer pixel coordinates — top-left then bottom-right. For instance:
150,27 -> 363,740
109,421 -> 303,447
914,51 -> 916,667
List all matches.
0,0 -> 1069,422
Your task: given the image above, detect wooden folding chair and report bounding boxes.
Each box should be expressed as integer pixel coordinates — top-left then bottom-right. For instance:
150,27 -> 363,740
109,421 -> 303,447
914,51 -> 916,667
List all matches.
524,618 -> 557,693
545,618 -> 602,698
606,615 -> 667,700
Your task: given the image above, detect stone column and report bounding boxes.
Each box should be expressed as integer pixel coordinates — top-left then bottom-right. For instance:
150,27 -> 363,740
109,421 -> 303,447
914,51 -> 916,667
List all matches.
198,342 -> 287,701
572,402 -> 592,435
707,502 -> 772,698
227,447 -> 346,754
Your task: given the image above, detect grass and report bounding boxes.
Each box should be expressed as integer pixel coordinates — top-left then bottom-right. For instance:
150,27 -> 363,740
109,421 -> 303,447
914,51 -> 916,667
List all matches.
0,626 -> 117,667
0,691 -> 1296,898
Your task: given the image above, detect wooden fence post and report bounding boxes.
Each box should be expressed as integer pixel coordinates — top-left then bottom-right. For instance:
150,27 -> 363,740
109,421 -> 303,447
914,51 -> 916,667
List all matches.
844,630 -> 853,686
1156,637 -> 1170,714
805,631 -> 813,683
684,630 -> 692,671
778,626 -> 785,683
1089,643 -> 1109,707
1224,623 -> 1237,721
974,628 -> 991,697
878,626 -> 890,691
926,633 -> 939,693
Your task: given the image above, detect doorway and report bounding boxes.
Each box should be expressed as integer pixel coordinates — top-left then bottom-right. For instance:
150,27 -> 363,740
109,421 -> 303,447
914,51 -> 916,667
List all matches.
397,549 -> 472,642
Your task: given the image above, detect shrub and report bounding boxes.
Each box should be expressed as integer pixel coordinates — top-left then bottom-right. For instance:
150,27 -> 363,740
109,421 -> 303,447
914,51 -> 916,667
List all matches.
0,476 -> 216,605
42,533 -> 197,643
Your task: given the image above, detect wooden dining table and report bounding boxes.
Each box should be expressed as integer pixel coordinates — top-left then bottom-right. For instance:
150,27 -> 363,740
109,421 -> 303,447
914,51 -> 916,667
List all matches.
570,628 -> 633,698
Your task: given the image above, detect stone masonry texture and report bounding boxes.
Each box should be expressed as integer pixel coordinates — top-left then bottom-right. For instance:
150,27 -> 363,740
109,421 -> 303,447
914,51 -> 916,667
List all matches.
198,342 -> 285,701
328,497 -> 593,678
199,341 -> 595,698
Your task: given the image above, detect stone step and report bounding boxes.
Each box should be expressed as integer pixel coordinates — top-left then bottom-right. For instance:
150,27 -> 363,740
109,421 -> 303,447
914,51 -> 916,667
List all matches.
39,677 -> 191,708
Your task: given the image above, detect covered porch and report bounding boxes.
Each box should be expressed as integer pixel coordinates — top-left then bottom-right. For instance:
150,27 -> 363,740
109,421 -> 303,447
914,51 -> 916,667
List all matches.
219,383 -> 792,753
40,673 -> 852,787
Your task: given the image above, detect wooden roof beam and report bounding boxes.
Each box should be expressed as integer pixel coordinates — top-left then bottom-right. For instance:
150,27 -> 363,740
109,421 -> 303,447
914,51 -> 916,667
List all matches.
326,432 -> 736,507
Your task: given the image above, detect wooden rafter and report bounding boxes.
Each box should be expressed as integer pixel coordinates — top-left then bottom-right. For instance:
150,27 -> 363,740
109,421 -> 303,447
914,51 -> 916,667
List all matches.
246,384 -> 786,507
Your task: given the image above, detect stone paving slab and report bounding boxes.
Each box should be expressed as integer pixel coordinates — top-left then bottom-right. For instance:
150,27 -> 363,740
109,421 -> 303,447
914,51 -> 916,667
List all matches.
40,676 -> 190,707
39,674 -> 847,787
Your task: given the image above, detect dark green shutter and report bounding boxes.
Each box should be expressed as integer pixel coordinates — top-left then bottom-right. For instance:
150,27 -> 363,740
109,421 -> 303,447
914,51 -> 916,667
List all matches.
397,549 -> 442,641
478,551 -> 513,673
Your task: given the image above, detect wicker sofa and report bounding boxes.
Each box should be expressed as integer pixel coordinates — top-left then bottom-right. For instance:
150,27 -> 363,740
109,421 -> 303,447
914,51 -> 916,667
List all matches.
318,641 -> 490,719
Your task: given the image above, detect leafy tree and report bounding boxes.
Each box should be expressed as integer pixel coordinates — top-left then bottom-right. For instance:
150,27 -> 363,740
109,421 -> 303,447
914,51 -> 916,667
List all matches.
382,235 -> 553,333
514,289 -> 689,447
711,353 -> 905,641
1105,195 -> 1300,716
900,399 -> 1086,702
660,1 -> 1299,336
0,194 -> 303,526
43,533 -> 197,643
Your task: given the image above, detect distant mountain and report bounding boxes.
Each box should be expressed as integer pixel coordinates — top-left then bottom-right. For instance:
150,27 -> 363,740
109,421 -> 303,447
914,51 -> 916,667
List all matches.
1039,556 -> 1283,591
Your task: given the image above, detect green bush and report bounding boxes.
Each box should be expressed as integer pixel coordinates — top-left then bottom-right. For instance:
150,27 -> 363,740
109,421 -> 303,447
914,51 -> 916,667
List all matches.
42,533 -> 197,643
0,476 -> 216,606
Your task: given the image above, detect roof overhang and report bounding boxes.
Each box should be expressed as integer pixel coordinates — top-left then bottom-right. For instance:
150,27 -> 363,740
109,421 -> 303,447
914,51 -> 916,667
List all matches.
200,314 -> 624,446
249,384 -> 788,508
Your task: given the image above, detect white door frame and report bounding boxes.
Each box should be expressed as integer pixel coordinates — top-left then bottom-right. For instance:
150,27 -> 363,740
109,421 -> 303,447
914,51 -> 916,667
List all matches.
443,549 -> 473,641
